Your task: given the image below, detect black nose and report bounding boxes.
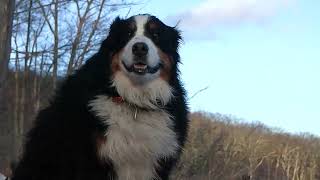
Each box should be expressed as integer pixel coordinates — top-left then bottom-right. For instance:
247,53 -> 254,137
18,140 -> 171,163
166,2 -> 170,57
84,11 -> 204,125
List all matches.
132,42 -> 149,57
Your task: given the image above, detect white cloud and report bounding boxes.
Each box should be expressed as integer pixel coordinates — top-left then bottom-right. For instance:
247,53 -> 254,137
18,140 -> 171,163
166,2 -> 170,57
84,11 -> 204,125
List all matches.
166,0 -> 295,29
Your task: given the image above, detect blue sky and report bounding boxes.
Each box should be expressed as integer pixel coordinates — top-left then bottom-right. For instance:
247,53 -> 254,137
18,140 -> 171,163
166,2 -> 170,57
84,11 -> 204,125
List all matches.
122,0 -> 320,135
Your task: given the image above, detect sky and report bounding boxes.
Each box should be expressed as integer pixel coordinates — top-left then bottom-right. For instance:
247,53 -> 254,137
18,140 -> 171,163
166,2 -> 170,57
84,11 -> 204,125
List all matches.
121,0 -> 320,135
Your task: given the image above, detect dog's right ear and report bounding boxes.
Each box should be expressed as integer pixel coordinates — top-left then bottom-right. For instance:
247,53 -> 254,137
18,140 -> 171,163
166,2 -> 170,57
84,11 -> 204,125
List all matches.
100,17 -> 123,55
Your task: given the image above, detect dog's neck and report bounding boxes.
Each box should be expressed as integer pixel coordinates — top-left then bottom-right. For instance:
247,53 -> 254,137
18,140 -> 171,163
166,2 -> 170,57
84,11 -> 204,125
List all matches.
108,86 -> 164,111
111,94 -> 162,109
110,95 -> 162,120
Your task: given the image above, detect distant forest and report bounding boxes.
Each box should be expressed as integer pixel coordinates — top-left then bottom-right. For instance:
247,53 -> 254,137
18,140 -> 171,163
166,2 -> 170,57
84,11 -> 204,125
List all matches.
171,112 -> 320,180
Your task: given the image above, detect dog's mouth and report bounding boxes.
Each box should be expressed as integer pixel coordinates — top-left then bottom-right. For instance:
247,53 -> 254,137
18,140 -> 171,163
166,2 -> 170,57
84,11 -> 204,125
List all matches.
122,61 -> 162,75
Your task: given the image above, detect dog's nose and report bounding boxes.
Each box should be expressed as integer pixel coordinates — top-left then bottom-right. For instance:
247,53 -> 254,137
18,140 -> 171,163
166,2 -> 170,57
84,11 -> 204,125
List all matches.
132,42 -> 148,57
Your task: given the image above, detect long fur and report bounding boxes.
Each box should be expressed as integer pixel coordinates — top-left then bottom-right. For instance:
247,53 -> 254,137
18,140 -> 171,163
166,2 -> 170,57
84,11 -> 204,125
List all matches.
12,14 -> 189,180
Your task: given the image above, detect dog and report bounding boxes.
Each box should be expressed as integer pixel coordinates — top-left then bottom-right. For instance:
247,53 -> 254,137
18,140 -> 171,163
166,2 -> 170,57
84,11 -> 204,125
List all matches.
12,14 -> 189,180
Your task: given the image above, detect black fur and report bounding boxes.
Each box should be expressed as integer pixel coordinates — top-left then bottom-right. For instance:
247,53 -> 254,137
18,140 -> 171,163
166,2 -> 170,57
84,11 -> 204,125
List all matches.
12,15 -> 188,180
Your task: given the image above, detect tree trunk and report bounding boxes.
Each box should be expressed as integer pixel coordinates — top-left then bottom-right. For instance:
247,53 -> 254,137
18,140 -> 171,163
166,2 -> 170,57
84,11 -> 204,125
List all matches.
52,0 -> 59,90
0,0 -> 15,168
13,49 -> 20,166
0,0 -> 14,93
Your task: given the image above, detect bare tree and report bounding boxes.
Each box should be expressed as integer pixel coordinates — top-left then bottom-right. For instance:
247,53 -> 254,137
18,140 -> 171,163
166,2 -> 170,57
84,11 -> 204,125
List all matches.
0,0 -> 15,96
37,0 -> 60,89
5,0 -> 138,162
66,0 -> 107,74
0,0 -> 15,168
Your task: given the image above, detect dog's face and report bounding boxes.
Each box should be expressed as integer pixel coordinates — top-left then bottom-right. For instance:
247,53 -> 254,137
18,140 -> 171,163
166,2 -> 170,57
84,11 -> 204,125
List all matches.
106,14 -> 181,83
102,14 -> 182,108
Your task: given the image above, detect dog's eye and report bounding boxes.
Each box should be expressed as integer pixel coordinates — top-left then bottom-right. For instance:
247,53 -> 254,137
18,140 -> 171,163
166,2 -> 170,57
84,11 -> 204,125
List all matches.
127,31 -> 133,37
152,32 -> 159,39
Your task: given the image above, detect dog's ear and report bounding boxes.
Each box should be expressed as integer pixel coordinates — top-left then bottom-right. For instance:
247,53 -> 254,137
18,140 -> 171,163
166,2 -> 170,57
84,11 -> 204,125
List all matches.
162,25 -> 182,55
100,17 -> 124,54
171,26 -> 182,51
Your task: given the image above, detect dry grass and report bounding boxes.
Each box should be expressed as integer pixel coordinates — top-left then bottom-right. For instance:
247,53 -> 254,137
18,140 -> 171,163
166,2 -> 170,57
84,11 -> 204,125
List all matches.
171,112 -> 320,180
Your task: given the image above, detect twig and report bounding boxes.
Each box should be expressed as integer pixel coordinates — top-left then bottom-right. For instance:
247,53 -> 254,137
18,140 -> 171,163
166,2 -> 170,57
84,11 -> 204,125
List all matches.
189,86 -> 209,100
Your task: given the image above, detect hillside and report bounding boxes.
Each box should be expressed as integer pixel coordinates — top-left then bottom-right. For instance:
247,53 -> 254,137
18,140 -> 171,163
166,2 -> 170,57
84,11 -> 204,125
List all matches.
1,71 -> 320,179
171,112 -> 320,180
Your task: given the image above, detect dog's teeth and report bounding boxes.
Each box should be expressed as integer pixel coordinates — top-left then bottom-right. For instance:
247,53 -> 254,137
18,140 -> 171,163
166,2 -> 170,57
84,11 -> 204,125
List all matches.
134,64 -> 147,70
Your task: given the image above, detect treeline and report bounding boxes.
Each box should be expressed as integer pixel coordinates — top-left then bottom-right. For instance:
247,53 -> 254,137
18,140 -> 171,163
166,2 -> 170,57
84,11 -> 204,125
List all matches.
171,112 -> 320,180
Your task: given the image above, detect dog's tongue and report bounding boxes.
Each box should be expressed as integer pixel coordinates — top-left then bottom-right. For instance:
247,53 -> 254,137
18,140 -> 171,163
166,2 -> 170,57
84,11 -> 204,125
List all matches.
133,63 -> 148,73
133,63 -> 147,69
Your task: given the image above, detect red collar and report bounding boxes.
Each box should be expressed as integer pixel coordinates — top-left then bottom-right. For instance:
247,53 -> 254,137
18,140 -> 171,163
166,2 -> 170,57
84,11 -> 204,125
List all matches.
112,96 -> 125,104
111,95 -> 159,111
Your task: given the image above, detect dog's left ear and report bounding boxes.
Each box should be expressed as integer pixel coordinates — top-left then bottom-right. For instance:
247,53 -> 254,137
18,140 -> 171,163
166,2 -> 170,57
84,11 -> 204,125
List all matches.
100,17 -> 124,55
171,26 -> 182,51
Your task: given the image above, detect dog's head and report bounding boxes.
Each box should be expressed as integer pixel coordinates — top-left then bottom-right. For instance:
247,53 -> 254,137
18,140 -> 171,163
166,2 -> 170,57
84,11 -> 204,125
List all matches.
100,14 -> 182,108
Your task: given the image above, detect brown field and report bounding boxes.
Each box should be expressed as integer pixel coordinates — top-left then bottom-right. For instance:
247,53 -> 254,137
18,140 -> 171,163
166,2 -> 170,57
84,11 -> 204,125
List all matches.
171,112 -> 320,180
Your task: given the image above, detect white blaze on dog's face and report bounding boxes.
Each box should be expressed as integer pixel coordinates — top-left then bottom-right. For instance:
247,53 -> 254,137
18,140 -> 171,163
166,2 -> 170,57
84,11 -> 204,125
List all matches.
120,15 -> 160,83
108,14 -> 181,108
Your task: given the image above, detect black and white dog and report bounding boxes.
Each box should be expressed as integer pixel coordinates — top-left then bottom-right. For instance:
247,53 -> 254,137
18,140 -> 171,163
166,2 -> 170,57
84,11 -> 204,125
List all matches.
12,14 -> 189,180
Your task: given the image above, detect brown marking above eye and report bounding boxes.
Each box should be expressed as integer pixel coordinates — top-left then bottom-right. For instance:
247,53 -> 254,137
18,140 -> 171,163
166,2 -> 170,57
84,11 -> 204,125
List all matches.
149,21 -> 159,30
148,20 -> 162,40
127,21 -> 136,36
128,20 -> 136,30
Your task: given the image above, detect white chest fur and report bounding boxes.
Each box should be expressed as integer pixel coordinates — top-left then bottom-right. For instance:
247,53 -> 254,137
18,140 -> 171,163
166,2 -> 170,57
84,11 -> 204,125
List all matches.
89,95 -> 179,180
